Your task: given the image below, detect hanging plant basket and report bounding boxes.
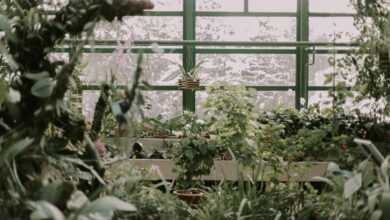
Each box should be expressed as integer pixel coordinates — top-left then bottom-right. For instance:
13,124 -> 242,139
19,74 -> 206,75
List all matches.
178,79 -> 200,90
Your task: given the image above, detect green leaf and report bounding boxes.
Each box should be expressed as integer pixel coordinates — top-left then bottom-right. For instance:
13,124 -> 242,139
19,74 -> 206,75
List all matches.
311,176 -> 335,187
327,162 -> 341,174
1,138 -> 33,162
370,210 -> 382,220
29,201 -> 65,220
67,191 -> 89,210
80,196 -> 136,216
0,79 -> 7,105
24,72 -> 50,81
31,78 -> 55,98
35,182 -> 75,209
0,14 -> 10,33
380,191 -> 390,220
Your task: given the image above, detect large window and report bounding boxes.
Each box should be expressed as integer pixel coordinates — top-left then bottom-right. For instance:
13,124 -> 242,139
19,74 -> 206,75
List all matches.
75,0 -> 358,120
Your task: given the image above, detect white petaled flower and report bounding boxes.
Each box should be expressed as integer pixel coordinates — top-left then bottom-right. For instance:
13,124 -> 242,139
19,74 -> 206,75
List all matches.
7,88 -> 21,103
287,89 -> 294,96
300,98 -> 306,106
184,124 -> 191,130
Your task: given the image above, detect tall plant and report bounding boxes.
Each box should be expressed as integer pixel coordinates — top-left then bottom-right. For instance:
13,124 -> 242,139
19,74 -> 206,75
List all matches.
204,83 -> 258,164
349,0 -> 390,118
0,0 -> 153,218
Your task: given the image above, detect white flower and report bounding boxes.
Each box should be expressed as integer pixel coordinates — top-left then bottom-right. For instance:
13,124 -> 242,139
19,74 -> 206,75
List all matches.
7,88 -> 21,103
287,89 -> 294,96
300,98 -> 306,106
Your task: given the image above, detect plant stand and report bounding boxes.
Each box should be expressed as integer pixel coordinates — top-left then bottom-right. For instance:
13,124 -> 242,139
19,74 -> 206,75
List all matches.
107,159 -> 329,182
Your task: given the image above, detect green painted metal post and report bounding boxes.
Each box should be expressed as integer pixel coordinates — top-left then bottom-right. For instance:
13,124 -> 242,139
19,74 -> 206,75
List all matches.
296,0 -> 309,109
183,0 -> 196,112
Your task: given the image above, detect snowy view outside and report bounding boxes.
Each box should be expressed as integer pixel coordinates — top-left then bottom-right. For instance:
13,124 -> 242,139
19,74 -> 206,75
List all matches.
78,0 -> 359,120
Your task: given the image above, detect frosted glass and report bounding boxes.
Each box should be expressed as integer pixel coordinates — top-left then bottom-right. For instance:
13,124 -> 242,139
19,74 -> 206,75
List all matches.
81,53 -> 182,85
94,17 -> 182,41
309,0 -> 355,13
197,0 -> 244,11
141,91 -> 183,119
309,54 -> 357,86
197,17 -> 296,41
249,0 -> 297,12
310,17 -> 359,42
197,54 -> 295,86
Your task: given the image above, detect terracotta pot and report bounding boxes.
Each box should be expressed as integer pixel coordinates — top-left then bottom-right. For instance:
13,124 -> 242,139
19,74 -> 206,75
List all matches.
178,79 -> 200,90
173,189 -> 204,205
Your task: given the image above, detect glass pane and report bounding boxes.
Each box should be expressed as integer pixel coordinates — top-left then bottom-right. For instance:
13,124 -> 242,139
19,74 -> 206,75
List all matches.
309,54 -> 357,86
82,91 -> 100,122
80,53 -> 182,85
255,91 -> 295,110
141,91 -> 183,119
48,53 -> 68,62
197,17 -> 296,41
80,53 -> 137,84
149,0 -> 183,11
309,0 -> 355,13
196,54 -> 295,86
196,91 -> 208,117
249,0 -> 297,12
310,91 -> 387,114
94,16 -> 182,41
142,54 -> 183,85
308,91 -> 332,107
197,0 -> 244,11
82,91 -> 182,121
196,90 -> 295,117
309,17 -> 359,42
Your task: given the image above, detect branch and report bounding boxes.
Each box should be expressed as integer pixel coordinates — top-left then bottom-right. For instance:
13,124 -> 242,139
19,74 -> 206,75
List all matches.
113,54 -> 143,124
91,84 -> 111,141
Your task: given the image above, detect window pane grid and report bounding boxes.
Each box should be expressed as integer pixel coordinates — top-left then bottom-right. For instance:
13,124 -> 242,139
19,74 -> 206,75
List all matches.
78,0 -> 358,118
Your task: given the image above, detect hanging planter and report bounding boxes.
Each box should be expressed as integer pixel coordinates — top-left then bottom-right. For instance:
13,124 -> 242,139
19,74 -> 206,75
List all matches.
175,60 -> 204,90
178,79 -> 200,90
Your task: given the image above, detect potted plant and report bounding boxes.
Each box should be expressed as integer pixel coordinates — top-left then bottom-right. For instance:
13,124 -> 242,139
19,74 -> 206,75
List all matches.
204,83 -> 258,164
142,116 -> 172,138
171,117 -> 216,205
177,61 -> 204,90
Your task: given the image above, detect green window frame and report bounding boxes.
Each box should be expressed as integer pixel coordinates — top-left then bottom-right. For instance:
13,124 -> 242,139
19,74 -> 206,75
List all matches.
56,0 -> 357,113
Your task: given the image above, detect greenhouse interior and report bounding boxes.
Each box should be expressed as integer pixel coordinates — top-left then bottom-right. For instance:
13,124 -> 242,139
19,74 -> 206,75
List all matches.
0,0 -> 390,219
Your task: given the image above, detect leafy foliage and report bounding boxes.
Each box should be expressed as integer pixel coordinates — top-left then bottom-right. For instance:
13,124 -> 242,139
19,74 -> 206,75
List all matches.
172,112 -> 217,188
204,83 -> 258,164
0,0 -> 153,218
